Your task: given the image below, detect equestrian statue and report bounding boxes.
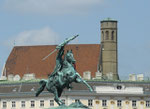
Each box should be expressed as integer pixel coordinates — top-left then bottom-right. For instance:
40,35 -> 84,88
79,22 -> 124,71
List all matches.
35,35 -> 93,106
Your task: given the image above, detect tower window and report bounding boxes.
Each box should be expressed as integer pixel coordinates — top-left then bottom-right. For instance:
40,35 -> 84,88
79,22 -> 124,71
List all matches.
105,31 -> 109,40
112,22 -> 114,26
102,31 -> 104,40
111,31 -> 114,40
106,22 -> 108,26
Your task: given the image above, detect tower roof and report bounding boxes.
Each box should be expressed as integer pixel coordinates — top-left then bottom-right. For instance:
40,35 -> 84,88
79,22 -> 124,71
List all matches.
101,18 -> 117,22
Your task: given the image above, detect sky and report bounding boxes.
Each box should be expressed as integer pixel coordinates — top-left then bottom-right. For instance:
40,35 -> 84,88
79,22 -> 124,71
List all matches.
0,0 -> 150,80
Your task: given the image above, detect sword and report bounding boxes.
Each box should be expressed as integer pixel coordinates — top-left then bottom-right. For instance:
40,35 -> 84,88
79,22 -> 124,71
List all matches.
42,35 -> 79,61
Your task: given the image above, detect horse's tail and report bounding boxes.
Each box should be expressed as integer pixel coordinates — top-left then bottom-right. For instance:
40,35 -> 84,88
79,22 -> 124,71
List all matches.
35,79 -> 47,97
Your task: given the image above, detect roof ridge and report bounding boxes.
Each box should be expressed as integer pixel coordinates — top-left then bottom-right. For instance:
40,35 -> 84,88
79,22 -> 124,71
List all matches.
13,44 -> 100,47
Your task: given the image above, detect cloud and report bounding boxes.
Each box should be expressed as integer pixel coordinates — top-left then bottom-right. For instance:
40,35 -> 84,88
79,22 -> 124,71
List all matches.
4,27 -> 60,47
3,0 -> 104,15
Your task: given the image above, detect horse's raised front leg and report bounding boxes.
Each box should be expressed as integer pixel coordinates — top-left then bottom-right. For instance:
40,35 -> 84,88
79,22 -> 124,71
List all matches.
75,73 -> 93,92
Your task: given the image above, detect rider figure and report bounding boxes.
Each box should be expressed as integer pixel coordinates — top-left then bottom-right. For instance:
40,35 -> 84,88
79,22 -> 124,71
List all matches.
36,35 -> 93,105
50,45 -> 64,77
49,44 -> 73,89
48,35 -> 79,88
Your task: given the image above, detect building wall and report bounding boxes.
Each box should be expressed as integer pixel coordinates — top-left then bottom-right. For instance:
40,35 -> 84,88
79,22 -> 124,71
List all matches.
1,96 -> 150,109
1,81 -> 150,109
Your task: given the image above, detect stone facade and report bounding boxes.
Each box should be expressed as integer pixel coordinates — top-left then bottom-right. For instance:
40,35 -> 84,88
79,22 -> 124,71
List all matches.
1,81 -> 150,109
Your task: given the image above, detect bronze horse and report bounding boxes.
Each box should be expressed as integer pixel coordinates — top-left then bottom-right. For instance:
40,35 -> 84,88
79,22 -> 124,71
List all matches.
35,36 -> 93,105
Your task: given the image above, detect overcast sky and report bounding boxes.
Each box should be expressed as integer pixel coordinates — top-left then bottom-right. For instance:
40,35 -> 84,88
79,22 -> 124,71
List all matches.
0,0 -> 150,79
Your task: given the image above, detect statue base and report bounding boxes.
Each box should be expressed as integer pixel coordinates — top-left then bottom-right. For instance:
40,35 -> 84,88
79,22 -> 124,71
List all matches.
47,101 -> 90,109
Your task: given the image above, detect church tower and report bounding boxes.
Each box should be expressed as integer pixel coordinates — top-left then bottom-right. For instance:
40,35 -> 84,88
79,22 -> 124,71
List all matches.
100,18 -> 119,80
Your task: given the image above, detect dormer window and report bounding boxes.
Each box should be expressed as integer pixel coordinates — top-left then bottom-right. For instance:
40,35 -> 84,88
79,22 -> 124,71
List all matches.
117,85 -> 122,90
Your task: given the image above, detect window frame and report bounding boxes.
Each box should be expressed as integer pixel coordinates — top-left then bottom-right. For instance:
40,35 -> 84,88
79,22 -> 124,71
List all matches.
102,31 -> 104,41
40,100 -> 44,107
88,99 -> 93,107
146,101 -> 150,107
21,101 -> 25,108
50,100 -> 54,107
75,99 -> 80,103
102,100 -> 107,107
2,101 -> 7,108
111,31 -> 114,40
105,31 -> 109,40
132,100 -> 136,107
12,101 -> 16,108
31,100 -> 35,108
117,100 -> 122,107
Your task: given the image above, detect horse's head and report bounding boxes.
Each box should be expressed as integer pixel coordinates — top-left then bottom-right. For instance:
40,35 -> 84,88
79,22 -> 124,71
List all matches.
65,50 -> 76,64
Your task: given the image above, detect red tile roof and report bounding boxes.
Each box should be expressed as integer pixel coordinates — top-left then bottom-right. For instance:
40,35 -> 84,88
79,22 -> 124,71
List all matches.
5,44 -> 101,79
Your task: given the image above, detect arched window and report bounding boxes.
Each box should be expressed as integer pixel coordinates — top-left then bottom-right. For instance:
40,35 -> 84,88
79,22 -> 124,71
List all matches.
102,31 -> 104,40
105,31 -> 109,40
111,31 -> 114,40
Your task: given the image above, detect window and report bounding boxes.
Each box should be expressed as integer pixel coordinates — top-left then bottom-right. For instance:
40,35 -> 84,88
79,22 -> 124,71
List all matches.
146,101 -> 150,107
102,31 -> 104,40
62,99 -> 65,104
75,99 -> 80,103
117,100 -> 122,107
21,101 -> 25,108
117,85 -> 122,90
106,22 -> 108,26
111,22 -> 114,26
101,23 -> 103,27
50,100 -> 54,106
40,100 -> 44,107
12,101 -> 16,108
111,31 -> 114,40
132,100 -> 136,107
102,100 -> 107,107
31,101 -> 35,108
88,99 -> 93,107
3,102 -> 7,108
105,31 -> 109,40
